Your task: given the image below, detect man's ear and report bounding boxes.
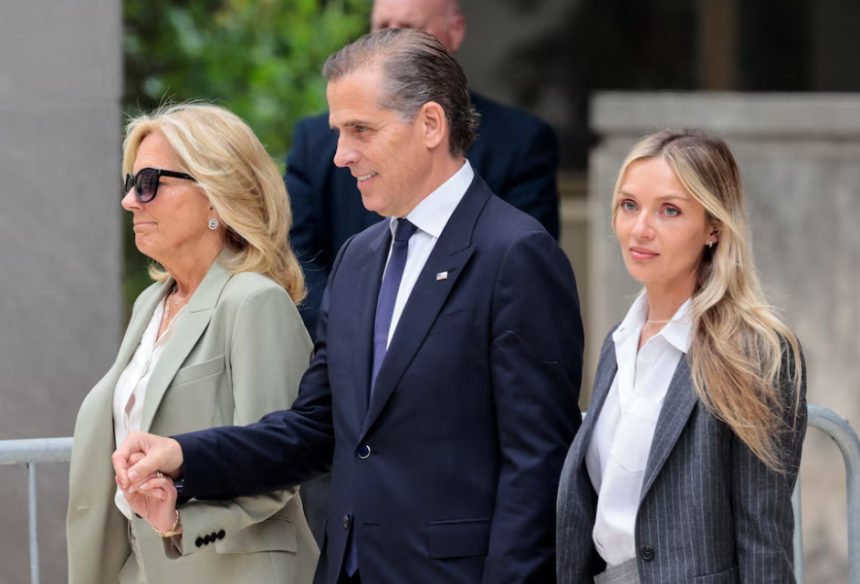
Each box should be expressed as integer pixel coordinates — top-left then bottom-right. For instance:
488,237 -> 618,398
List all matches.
419,101 -> 448,150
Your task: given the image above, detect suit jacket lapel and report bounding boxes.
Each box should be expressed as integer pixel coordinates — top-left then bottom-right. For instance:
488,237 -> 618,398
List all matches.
359,177 -> 490,439
574,339 -> 619,467
352,227 -> 392,424
639,357 -> 697,503
115,280 -> 173,374
139,253 -> 234,433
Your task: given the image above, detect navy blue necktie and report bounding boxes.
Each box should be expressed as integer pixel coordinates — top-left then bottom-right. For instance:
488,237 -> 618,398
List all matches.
345,218 -> 417,577
371,218 -> 418,397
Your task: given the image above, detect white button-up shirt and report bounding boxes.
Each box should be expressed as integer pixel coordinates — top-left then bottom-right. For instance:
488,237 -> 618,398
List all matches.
383,159 -> 474,348
585,293 -> 692,566
112,295 -> 184,519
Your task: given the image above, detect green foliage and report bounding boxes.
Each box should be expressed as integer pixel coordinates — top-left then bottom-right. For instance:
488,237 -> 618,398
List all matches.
125,0 -> 370,158
121,0 -> 370,311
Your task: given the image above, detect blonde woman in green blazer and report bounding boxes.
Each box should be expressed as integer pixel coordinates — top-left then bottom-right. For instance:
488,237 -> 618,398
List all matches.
67,104 -> 319,584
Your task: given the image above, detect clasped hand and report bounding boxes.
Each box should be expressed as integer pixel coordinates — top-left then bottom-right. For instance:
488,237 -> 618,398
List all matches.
112,430 -> 185,535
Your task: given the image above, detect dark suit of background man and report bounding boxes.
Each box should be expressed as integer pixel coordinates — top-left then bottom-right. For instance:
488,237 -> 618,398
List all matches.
114,29 -> 583,584
288,0 -> 561,343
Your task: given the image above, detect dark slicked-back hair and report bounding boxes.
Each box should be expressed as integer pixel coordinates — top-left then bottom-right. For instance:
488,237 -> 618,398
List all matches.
323,28 -> 480,157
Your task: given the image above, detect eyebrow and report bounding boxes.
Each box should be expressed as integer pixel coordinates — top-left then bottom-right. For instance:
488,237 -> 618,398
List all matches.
618,190 -> 689,202
330,120 -> 373,131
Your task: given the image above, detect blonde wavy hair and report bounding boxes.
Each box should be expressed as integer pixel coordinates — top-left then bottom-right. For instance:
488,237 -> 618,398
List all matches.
612,128 -> 803,472
122,103 -> 305,303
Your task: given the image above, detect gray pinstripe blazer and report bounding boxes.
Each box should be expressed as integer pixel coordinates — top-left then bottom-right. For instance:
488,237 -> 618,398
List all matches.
557,329 -> 806,584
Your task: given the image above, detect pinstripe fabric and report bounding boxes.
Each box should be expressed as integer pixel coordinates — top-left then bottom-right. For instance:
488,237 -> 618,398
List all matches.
595,559 -> 641,584
558,329 -> 807,584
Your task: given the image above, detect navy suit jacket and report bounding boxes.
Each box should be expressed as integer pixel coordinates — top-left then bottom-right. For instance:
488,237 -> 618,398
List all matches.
175,174 -> 583,584
287,93 -> 560,339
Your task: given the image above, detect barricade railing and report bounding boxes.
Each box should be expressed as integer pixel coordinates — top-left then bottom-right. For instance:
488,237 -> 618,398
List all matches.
0,406 -> 857,584
793,404 -> 860,584
0,437 -> 73,584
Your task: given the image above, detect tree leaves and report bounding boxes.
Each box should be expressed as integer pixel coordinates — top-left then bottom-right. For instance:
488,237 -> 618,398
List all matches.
123,0 -> 370,161
121,0 -> 369,312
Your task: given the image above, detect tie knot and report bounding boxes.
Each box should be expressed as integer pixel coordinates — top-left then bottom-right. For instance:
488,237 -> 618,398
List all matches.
394,218 -> 418,243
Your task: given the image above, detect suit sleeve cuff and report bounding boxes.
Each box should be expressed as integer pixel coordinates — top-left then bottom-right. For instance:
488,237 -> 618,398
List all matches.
170,431 -> 211,500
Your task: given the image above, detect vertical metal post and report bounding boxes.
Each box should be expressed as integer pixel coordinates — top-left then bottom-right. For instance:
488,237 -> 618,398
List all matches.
846,438 -> 860,584
808,404 -> 860,584
793,480 -> 804,584
27,463 -> 39,584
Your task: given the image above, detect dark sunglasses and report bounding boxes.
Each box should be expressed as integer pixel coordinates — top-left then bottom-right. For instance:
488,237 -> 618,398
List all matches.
124,167 -> 197,203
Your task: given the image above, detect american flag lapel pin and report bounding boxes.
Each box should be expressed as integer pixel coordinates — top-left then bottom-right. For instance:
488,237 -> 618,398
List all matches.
436,271 -> 448,281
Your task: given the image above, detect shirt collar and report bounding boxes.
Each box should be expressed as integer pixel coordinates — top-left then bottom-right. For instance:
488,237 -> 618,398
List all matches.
613,292 -> 693,354
389,159 -> 474,240
661,299 -> 693,353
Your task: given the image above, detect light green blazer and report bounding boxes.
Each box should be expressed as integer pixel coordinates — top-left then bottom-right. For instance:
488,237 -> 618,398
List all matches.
67,252 -> 319,584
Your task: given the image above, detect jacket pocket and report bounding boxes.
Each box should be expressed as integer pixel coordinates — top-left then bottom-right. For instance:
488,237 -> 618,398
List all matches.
216,516 -> 298,554
427,518 -> 491,559
427,307 -> 476,336
691,566 -> 739,584
171,355 -> 226,387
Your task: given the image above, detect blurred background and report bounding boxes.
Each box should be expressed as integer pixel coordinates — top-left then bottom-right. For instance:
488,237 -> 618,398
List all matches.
0,0 -> 858,582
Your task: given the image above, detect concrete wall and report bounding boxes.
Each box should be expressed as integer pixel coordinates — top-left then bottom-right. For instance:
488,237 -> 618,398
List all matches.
589,92 -> 860,583
0,1 -> 122,582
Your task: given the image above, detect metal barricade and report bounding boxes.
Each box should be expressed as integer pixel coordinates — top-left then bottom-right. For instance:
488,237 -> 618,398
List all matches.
0,438 -> 73,584
793,404 -> 860,584
0,406 -> 857,584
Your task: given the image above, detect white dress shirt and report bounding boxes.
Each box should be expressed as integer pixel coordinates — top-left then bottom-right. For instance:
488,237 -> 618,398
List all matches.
585,293 -> 692,566
112,294 -> 184,519
383,159 -> 474,348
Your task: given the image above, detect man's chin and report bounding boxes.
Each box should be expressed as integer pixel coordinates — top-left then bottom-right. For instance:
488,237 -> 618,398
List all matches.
360,192 -> 392,217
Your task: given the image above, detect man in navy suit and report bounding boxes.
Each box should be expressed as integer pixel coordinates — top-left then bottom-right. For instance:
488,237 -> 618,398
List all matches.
290,0 -> 561,342
114,29 -> 582,584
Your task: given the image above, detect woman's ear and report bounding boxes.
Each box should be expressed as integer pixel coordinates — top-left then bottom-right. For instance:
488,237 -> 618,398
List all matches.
710,229 -> 721,245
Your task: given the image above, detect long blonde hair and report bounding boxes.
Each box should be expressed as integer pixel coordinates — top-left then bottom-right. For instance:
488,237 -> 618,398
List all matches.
122,103 -> 305,303
612,129 -> 803,471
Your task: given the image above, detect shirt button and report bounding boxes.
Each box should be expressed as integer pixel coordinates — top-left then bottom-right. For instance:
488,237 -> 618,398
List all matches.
343,515 -> 350,529
195,537 -> 204,548
640,545 -> 655,561
357,445 -> 372,459
217,530 -> 226,540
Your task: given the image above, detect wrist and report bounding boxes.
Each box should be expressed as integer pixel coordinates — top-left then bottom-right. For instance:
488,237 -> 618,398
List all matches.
152,509 -> 183,538
166,437 -> 184,479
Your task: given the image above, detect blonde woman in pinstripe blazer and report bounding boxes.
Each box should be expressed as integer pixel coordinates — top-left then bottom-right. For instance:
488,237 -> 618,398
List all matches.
557,129 -> 806,584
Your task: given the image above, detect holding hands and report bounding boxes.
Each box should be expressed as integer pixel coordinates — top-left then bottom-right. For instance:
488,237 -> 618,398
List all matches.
113,431 -> 185,536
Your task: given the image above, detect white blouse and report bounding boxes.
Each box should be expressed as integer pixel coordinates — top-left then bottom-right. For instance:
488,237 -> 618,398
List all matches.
112,293 -> 184,520
585,293 -> 692,567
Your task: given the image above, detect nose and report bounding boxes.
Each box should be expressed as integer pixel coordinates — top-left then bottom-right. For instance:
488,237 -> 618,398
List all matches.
631,210 -> 656,240
121,187 -> 140,212
333,135 -> 358,168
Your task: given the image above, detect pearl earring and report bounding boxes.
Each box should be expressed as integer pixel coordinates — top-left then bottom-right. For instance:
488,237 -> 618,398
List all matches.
208,218 -> 219,230
708,241 -> 714,249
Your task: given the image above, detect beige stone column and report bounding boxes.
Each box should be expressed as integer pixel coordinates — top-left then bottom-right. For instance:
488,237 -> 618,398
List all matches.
0,1 -> 122,581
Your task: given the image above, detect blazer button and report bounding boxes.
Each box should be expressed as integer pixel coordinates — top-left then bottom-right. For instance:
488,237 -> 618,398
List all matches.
195,537 -> 204,548
210,532 -> 217,541
343,515 -> 350,529
203,534 -> 212,544
217,530 -> 226,540
357,445 -> 371,459
640,546 -> 655,561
